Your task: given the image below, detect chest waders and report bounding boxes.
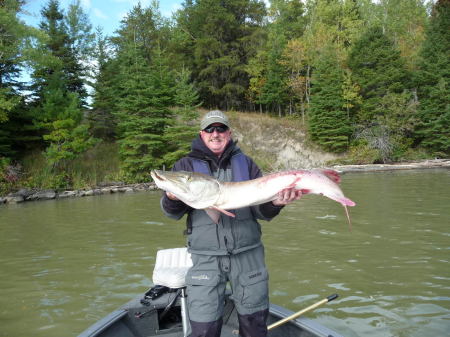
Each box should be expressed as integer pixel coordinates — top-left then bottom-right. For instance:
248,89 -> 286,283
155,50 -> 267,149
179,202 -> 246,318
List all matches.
186,154 -> 270,337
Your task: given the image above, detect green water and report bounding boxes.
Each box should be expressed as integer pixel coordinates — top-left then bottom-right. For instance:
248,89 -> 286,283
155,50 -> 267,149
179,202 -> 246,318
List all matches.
0,169 -> 449,337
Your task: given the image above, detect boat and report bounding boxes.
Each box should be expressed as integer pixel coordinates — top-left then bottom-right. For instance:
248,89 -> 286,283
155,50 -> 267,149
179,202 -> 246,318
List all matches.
78,248 -> 343,337
77,290 -> 343,337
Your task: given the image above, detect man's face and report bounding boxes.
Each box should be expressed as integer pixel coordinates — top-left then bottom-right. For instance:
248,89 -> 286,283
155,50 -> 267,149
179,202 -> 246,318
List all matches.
200,123 -> 232,156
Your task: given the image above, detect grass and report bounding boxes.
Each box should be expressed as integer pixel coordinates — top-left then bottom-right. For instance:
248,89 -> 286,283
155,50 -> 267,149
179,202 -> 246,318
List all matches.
18,141 -> 121,191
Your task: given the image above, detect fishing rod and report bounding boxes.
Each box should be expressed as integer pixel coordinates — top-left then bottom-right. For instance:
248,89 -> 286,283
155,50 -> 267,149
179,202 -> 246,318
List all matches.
268,293 -> 339,331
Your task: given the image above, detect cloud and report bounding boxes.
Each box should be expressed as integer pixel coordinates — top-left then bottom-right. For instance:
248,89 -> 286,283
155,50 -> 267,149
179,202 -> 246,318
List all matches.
93,8 -> 108,19
80,0 -> 91,9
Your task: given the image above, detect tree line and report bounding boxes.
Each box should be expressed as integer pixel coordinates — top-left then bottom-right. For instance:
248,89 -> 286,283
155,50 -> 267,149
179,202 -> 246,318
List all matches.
0,0 -> 448,190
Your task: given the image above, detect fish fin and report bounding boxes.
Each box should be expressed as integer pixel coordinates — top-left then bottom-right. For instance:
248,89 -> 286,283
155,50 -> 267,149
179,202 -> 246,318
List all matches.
300,189 -> 311,194
205,209 -> 221,224
205,207 -> 235,224
212,206 -> 235,218
320,169 -> 341,184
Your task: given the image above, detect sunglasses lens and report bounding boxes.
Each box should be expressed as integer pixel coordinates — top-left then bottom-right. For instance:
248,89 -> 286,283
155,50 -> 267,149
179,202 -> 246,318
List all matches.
204,125 -> 228,133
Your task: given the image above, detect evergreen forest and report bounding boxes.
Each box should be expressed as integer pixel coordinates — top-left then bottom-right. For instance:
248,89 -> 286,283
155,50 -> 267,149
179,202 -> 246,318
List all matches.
1,0 -> 449,193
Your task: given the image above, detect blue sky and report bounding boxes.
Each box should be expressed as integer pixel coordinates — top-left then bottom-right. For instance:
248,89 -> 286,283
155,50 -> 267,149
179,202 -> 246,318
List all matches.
21,0 -> 184,36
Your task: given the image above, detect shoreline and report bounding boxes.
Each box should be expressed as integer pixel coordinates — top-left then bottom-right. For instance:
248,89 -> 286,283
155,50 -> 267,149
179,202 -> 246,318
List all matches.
0,182 -> 159,205
1,159 -> 448,205
331,158 -> 450,173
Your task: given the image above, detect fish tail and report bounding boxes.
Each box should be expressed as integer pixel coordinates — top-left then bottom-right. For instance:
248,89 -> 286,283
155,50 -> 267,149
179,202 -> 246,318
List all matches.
340,197 -> 356,207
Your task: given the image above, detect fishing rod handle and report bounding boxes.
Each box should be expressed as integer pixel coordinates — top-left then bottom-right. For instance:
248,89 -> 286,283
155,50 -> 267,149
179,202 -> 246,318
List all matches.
327,294 -> 339,302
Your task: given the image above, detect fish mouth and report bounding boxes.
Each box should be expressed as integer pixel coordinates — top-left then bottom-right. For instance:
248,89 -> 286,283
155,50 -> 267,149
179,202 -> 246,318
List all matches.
151,170 -> 189,194
151,170 -> 165,182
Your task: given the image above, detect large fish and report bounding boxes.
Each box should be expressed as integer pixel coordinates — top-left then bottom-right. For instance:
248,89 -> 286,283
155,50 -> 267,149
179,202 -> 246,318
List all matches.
151,169 -> 356,229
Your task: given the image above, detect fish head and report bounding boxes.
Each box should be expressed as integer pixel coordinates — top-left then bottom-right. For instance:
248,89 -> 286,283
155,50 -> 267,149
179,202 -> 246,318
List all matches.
151,170 -> 220,208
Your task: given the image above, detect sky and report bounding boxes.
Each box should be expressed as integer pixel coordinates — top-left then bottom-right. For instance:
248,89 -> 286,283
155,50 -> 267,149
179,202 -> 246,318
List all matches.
21,0 -> 184,36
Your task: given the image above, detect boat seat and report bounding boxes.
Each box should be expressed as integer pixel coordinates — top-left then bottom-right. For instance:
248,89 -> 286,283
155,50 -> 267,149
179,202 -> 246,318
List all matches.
152,247 -> 193,289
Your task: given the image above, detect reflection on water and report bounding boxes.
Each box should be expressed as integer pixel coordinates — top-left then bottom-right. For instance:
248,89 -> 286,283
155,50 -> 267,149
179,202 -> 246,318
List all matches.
0,169 -> 449,337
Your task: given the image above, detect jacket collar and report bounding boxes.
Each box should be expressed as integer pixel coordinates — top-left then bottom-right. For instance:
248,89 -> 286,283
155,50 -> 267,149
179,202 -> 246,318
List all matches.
188,135 -> 240,164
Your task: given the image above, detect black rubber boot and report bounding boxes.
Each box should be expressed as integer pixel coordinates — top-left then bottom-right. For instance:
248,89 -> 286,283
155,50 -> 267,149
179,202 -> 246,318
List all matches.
188,318 -> 223,337
238,308 -> 269,337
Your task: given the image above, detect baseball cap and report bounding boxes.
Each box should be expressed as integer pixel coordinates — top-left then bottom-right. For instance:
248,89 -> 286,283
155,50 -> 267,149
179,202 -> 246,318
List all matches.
200,110 -> 230,130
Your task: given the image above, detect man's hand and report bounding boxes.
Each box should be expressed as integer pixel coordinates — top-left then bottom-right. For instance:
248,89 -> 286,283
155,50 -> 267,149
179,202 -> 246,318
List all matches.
166,192 -> 179,201
272,188 -> 302,206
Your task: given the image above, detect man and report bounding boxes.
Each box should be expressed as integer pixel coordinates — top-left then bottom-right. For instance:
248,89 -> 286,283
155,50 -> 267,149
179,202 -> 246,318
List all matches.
160,110 -> 301,337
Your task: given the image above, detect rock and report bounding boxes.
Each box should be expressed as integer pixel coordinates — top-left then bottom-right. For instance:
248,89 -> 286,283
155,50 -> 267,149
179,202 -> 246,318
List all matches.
12,189 -> 36,199
92,189 -> 102,195
0,197 -> 6,204
58,190 -> 77,198
5,195 -> 24,203
77,190 -> 86,197
115,187 -> 134,193
27,190 -> 56,201
84,190 -> 94,196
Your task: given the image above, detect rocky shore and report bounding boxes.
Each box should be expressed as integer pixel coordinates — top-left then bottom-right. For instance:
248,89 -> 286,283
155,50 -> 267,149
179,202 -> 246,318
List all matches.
0,182 -> 159,205
0,159 -> 448,205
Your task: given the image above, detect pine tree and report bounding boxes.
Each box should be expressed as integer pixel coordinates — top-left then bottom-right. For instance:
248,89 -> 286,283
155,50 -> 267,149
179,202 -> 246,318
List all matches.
269,0 -> 306,39
308,46 -> 351,152
348,26 -> 411,123
414,0 -> 450,155
1,0 -> 54,158
0,0 -> 25,156
0,0 -> 26,121
260,23 -> 289,116
115,47 -> 174,181
19,0 -> 97,179
111,4 -> 176,180
65,0 -> 95,104
107,0 -> 203,178
163,68 -> 201,167
65,0 -> 95,60
175,0 -> 266,110
89,28 -> 117,140
348,25 -> 415,161
34,70 -> 96,172
32,0 -> 86,105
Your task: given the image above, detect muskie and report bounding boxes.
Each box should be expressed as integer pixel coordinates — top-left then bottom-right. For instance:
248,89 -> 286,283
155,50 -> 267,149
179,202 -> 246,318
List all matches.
151,169 -> 356,230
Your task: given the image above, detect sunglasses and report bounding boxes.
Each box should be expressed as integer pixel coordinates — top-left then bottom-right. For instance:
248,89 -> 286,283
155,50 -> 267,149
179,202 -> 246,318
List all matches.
203,125 -> 229,133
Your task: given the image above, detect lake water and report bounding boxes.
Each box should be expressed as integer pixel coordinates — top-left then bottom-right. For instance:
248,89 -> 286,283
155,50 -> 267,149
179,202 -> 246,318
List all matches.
0,169 -> 449,337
